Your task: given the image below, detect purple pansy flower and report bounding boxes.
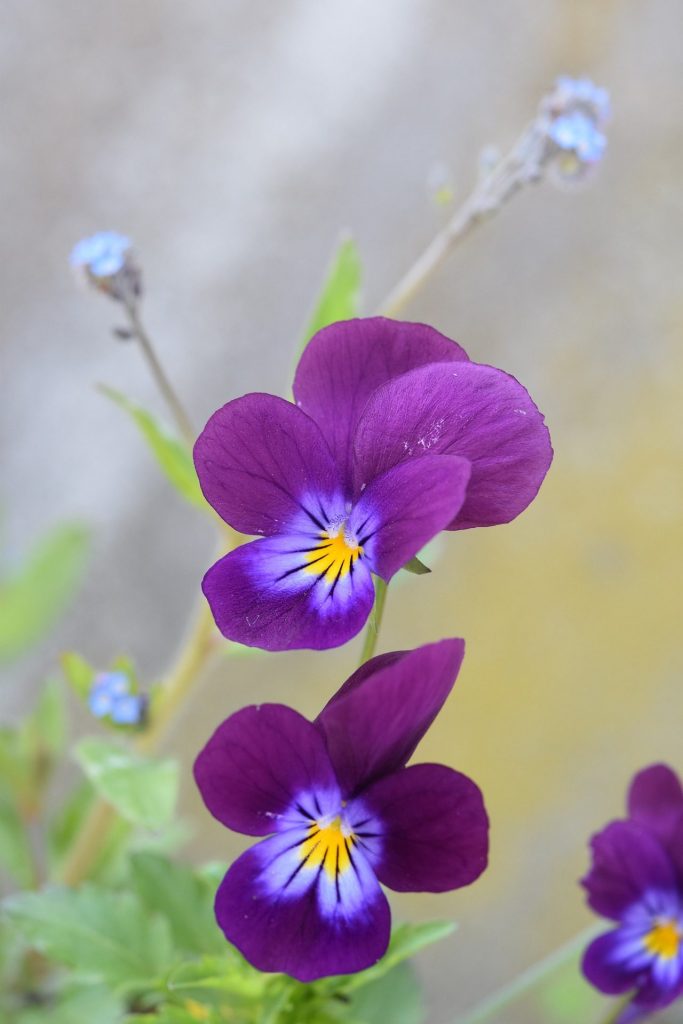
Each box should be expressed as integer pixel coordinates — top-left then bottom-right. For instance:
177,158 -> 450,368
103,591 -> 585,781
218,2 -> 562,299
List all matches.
194,638 -> 488,981
194,317 -> 552,651
582,764 -> 683,1023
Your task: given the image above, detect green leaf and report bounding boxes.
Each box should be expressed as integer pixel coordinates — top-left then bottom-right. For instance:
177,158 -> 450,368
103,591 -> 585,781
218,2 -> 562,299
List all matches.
349,963 -> 423,1024
16,984 -> 124,1024
61,651 -> 95,701
4,885 -> 175,994
101,386 -> 204,510
166,955 -> 266,1002
303,236 -> 362,345
129,852 -> 224,955
25,678 -> 67,760
345,921 -> 455,993
0,799 -> 34,887
0,524 -> 89,665
74,738 -> 178,829
402,555 -> 431,576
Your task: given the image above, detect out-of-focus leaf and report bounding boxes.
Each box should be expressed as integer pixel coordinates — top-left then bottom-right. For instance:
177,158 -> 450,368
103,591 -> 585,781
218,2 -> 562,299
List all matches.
100,386 -> 204,509
402,555 -> 431,575
24,678 -> 67,760
4,885 -> 174,994
166,955 -> 265,1002
126,1006 -> 222,1024
129,852 -> 224,955
60,651 -> 95,701
538,957 -> 603,1023
15,984 -> 124,1024
345,921 -> 456,992
0,800 -> 34,887
74,738 -> 178,829
349,963 -> 423,1024
0,524 -> 89,665
303,236 -> 361,345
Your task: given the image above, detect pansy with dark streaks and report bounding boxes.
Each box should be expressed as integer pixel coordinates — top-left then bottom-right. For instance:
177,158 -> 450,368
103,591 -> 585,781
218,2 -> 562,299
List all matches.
194,638 -> 488,981
194,317 -> 552,651
582,764 -> 683,1023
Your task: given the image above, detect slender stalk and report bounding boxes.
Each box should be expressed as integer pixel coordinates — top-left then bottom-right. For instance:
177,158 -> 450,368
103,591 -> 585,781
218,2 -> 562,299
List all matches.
378,122 -> 544,319
599,996 -> 635,1024
456,925 -> 600,1023
358,577 -> 389,665
59,600 -> 216,887
124,300 -> 196,449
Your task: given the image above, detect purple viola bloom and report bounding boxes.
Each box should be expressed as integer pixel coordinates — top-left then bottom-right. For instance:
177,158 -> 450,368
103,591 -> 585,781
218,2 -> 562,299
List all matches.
582,764 -> 683,1022
194,317 -> 552,651
194,638 -> 488,981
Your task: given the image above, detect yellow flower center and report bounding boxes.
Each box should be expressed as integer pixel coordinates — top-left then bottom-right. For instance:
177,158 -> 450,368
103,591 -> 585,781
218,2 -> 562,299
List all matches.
303,527 -> 363,584
298,816 -> 356,879
643,919 -> 682,960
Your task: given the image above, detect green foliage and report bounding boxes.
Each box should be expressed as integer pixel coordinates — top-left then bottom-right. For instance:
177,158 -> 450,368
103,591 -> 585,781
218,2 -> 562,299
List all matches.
0,680 -> 67,885
74,738 -> 178,829
0,802 -> 34,889
128,853 -> 225,955
12,984 -> 124,1024
101,385 -> 205,510
344,921 -> 456,993
348,963 -> 423,1024
303,236 -> 362,345
60,651 -> 95,700
0,524 -> 89,665
4,885 -> 175,995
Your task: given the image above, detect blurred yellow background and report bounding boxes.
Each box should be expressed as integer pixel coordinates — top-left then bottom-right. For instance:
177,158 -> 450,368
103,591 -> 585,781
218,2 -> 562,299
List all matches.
2,2 -> 682,1021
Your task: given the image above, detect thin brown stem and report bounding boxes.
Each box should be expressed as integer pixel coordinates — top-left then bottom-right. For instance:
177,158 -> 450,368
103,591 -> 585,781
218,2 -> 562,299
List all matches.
125,301 -> 196,449
378,123 -> 542,319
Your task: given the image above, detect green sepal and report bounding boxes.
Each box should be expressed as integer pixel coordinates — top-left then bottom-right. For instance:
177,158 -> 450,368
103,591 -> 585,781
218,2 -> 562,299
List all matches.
402,555 -> 432,575
100,385 -> 205,510
344,921 -> 456,993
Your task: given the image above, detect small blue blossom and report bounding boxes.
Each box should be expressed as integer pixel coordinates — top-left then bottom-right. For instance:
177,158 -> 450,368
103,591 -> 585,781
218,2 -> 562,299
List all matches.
70,231 -> 131,277
554,75 -> 611,125
110,693 -> 147,726
88,671 -> 146,727
549,110 -> 607,164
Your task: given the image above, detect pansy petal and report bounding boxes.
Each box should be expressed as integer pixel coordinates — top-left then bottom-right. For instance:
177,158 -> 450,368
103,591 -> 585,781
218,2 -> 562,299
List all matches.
316,639 -> 465,794
202,534 -> 375,651
352,361 -> 553,529
294,318 -> 468,490
581,821 -> 677,920
362,763 -> 488,892
348,454 -> 471,580
194,393 -> 341,536
628,764 -> 683,849
215,831 -> 391,981
582,932 -> 638,996
194,704 -> 338,836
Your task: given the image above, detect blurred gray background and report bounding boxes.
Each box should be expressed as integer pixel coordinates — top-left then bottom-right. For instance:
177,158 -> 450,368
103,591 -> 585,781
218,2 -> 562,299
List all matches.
3,2 -> 683,1021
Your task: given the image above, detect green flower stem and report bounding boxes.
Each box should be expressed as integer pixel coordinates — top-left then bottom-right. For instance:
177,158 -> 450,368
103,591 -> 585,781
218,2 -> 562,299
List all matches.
59,599 -> 217,887
124,299 -> 196,451
600,996 -> 635,1024
378,123 -> 539,319
456,925 -> 601,1024
359,576 -> 389,665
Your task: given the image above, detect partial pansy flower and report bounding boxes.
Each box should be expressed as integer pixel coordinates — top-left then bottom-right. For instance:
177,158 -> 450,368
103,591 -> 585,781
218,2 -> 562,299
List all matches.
194,638 -> 488,980
194,317 -> 552,651
582,764 -> 683,1023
